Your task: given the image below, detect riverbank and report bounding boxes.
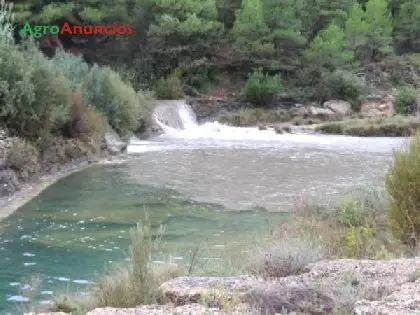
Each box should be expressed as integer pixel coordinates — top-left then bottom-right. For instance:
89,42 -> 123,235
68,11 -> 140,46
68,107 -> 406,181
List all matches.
0,157 -> 111,223
0,129 -> 128,224
197,98 -> 420,137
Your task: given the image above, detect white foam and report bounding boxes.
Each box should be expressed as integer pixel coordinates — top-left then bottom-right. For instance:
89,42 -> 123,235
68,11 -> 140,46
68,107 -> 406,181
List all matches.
73,280 -> 92,284
23,252 -> 36,257
7,295 -> 29,302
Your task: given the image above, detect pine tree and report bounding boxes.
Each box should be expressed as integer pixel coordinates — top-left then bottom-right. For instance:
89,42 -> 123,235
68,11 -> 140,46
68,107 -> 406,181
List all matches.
232,0 -> 273,56
345,0 -> 393,63
305,23 -> 354,71
393,0 -> 420,53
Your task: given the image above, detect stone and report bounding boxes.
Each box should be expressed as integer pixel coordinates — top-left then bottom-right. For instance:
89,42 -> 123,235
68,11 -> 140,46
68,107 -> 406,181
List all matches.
323,100 -> 352,116
361,93 -> 395,117
309,106 -> 335,117
159,276 -> 255,306
354,280 -> 420,315
86,303 -> 249,315
0,169 -> 20,197
104,130 -> 127,155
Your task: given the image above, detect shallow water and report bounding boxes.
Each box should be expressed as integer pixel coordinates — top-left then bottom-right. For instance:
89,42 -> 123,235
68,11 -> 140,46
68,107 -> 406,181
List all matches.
0,104 -> 409,313
0,165 -> 286,314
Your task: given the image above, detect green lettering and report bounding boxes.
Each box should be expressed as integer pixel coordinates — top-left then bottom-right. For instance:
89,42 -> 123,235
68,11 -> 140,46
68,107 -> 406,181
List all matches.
33,25 -> 44,38
19,22 -> 33,37
49,25 -> 60,35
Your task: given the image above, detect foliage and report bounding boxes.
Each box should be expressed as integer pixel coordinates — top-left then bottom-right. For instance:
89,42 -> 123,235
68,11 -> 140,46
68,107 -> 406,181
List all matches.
232,0 -> 273,57
89,220 -> 166,307
63,91 -> 106,142
154,73 -> 184,100
83,64 -> 148,136
326,70 -> 367,110
6,138 -> 39,172
241,68 -> 282,106
344,0 -> 393,63
0,0 -> 14,45
305,23 -> 353,72
393,0 -> 420,54
386,132 -> 420,248
395,86 -> 418,115
248,228 -> 326,278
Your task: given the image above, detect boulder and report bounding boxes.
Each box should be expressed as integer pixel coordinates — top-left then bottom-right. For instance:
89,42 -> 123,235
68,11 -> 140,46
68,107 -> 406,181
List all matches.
104,130 -> 127,155
361,93 -> 395,117
323,100 -> 352,116
309,106 -> 335,117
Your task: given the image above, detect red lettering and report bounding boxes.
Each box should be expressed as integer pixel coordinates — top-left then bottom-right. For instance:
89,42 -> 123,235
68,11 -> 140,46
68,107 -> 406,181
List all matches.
73,25 -> 83,34
94,26 -> 103,34
60,22 -> 73,35
116,25 -> 126,35
104,26 -> 114,35
83,26 -> 93,35
126,25 -> 134,35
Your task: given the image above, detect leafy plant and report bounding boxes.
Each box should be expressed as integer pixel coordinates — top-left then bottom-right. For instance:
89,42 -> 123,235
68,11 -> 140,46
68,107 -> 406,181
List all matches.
242,68 -> 282,106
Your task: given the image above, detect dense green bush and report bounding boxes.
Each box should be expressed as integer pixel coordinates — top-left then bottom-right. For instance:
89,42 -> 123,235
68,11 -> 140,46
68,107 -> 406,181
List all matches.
84,65 -> 150,136
154,74 -> 183,100
326,70 -> 367,111
386,132 -> 420,247
395,86 -> 418,114
242,69 -> 282,106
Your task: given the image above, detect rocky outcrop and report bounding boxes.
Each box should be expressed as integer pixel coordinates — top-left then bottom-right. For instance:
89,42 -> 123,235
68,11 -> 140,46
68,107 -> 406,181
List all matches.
323,100 -> 352,116
187,97 -> 245,122
65,258 -> 420,315
361,93 -> 395,117
86,304 -> 249,315
355,280 -> 420,315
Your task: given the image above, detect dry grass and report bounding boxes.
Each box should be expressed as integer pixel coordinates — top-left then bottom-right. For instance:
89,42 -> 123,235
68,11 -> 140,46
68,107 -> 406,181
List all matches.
247,225 -> 327,278
316,115 -> 420,137
44,219 -> 185,313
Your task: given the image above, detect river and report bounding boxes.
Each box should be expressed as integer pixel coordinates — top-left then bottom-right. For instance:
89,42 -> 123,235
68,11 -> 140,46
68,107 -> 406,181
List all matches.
0,101 -> 407,314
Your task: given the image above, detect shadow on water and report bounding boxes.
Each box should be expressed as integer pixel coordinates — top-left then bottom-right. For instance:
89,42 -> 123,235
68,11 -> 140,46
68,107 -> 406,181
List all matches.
0,164 -> 287,314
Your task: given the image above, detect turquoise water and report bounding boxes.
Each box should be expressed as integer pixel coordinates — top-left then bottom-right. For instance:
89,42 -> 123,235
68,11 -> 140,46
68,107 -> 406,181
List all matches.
0,164 -> 286,314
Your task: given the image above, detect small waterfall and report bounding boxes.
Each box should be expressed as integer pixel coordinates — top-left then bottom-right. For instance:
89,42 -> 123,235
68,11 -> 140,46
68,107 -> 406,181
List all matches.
153,100 -> 198,132
150,99 -> 290,141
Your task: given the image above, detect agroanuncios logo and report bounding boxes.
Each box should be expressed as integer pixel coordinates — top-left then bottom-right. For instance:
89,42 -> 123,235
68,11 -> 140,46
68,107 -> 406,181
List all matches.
19,21 -> 134,38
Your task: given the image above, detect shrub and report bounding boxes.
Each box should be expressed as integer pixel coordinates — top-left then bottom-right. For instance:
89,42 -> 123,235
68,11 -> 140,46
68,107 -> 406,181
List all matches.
248,228 -> 326,278
326,70 -> 367,111
338,197 -> 365,227
63,91 -> 105,142
29,62 -> 72,137
0,0 -> 14,46
154,73 -> 183,100
395,86 -> 418,115
50,49 -> 90,91
84,65 -> 151,136
386,132 -> 420,247
6,138 -> 40,180
242,68 -> 282,106
0,44 -> 36,133
87,220 -> 175,308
